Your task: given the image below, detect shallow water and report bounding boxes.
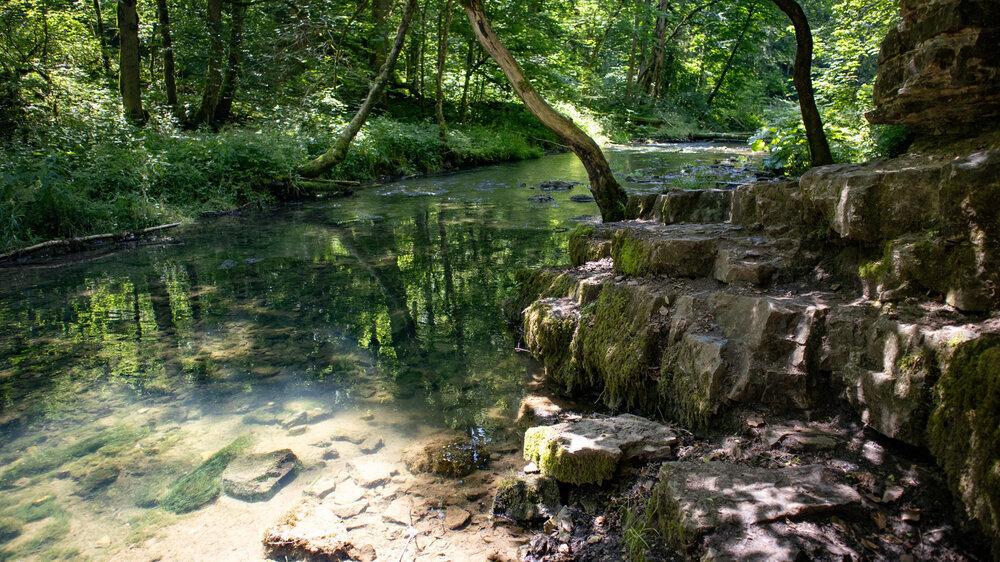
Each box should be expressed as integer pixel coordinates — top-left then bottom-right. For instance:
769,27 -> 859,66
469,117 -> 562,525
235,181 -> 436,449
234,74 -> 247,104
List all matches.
0,143 -> 753,560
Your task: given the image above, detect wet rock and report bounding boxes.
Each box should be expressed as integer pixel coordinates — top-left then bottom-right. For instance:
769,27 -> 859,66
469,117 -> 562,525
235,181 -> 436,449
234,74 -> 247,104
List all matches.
569,194 -> 595,203
306,476 -> 338,499
402,433 -> 489,478
329,429 -> 382,452
329,479 -> 366,505
321,447 -> 340,460
329,500 -> 366,519
357,434 -> 384,454
94,536 -> 112,549
281,408 -> 329,429
523,414 -> 677,485
241,412 -> 280,426
263,499 -> 359,561
287,426 -> 308,436
492,474 -> 561,523
222,449 -> 300,502
516,394 -> 569,427
444,506 -> 471,529
649,461 -> 861,550
539,180 -> 579,191
348,458 -> 398,488
528,195 -> 554,203
382,497 -> 413,525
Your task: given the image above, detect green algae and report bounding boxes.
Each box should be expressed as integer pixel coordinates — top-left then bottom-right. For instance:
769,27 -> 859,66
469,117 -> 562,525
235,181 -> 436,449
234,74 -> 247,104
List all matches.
160,434 -> 253,513
0,518 -> 22,544
0,426 -> 146,489
926,334 -> 1000,556
522,299 -> 583,390
491,475 -> 561,522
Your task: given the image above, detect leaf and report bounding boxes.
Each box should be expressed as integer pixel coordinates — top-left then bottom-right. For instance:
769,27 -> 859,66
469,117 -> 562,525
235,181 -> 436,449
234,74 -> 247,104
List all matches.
871,510 -> 887,530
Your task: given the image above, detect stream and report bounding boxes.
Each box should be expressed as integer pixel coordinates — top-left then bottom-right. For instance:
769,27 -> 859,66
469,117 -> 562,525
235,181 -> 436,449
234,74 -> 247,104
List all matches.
0,143 -> 756,561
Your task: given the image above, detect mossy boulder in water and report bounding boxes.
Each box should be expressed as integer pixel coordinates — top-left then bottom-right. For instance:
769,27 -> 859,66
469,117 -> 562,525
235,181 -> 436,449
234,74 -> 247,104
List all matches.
402,433 -> 489,478
161,434 -> 252,513
0,517 -> 23,543
222,449 -> 300,502
926,334 -> 1000,556
74,463 -> 121,498
523,415 -> 677,485
491,474 -> 561,523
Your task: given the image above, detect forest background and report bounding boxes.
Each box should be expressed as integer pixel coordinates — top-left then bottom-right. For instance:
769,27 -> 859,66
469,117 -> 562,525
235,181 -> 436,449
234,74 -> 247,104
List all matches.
0,0 -> 907,252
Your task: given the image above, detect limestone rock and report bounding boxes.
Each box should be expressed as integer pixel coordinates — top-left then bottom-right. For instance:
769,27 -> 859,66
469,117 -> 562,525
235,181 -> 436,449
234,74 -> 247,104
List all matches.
382,497 -> 413,525
523,414 -> 677,485
222,449 -> 299,502
626,189 -> 733,225
444,506 -> 470,529
730,181 -> 803,234
263,500 -> 357,560
281,408 -> 329,429
491,474 -> 561,522
649,461 -> 861,550
348,458 -> 397,488
867,0 -> 1000,133
402,433 -> 490,478
329,479 -> 366,505
306,477 -> 338,499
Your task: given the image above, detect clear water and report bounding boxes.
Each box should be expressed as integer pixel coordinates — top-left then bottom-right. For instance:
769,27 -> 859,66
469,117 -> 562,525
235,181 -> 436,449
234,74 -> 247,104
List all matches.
0,143 -> 753,560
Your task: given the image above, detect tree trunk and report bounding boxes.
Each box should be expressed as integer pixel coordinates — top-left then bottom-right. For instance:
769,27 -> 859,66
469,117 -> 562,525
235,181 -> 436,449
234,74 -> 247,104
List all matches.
458,37 -> 476,123
93,0 -> 112,80
705,2 -> 755,108
769,0 -> 833,166
434,0 -> 454,141
298,0 -> 418,178
155,0 -> 180,117
588,1 -> 624,69
190,0 -> 224,127
460,0 -> 627,221
117,0 -> 145,124
214,0 -> 248,123
370,0 -> 393,72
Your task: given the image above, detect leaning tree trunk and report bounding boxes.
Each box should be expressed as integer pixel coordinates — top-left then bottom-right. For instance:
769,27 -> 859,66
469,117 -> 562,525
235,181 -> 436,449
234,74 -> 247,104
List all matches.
190,0 -> 224,127
705,2 -> 755,108
214,0 -> 248,123
298,0 -> 419,178
117,0 -> 145,124
155,0 -> 180,118
460,0 -> 627,221
770,0 -> 833,166
434,0 -> 454,141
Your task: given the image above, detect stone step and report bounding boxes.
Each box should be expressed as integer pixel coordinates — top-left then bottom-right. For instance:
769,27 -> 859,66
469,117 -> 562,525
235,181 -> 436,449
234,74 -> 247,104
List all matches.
626,189 -> 734,225
570,221 -> 810,286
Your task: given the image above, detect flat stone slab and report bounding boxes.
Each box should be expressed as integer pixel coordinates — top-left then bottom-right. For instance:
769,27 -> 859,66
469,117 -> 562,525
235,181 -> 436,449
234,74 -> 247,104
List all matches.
653,461 -> 861,548
222,449 -> 299,502
263,499 -> 363,560
348,458 -> 398,488
281,408 -> 329,428
329,478 -> 366,505
523,414 -> 677,485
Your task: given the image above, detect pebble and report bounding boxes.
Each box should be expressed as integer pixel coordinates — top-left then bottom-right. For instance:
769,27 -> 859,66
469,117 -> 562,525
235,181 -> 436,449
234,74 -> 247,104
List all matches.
287,426 -> 308,436
95,536 -> 112,549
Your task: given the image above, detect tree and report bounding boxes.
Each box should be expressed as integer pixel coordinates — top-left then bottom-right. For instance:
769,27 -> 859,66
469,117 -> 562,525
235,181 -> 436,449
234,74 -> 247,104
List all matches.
189,0 -> 224,127
155,0 -> 180,118
460,0 -> 628,222
214,0 -> 249,123
298,0 -> 419,178
435,0 -> 455,141
770,0 -> 833,166
117,0 -> 145,124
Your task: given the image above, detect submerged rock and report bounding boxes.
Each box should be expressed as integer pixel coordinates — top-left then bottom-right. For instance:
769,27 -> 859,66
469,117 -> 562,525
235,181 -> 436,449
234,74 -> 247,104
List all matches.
263,499 -> 363,561
222,449 -> 300,502
539,180 -> 579,191
648,461 -> 861,550
523,414 -> 677,485
161,434 -> 252,513
281,408 -> 329,429
491,474 -> 561,523
444,505 -> 471,529
75,463 -> 121,497
402,433 -> 490,478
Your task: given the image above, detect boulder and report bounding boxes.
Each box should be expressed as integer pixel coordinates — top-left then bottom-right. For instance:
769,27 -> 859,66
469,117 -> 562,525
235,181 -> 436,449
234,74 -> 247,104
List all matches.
222,449 -> 300,502
523,414 -> 677,485
867,0 -> 1000,133
491,474 -> 561,523
402,433 -> 489,478
649,461 -> 861,550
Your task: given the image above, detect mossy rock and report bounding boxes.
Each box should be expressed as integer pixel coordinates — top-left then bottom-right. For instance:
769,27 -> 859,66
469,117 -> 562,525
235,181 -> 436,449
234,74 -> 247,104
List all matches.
568,224 -> 610,266
75,463 -> 121,498
160,434 -> 252,513
222,449 -> 301,502
491,475 -> 561,522
403,434 -> 490,478
522,298 -> 583,389
0,517 -> 23,544
926,334 -> 1000,556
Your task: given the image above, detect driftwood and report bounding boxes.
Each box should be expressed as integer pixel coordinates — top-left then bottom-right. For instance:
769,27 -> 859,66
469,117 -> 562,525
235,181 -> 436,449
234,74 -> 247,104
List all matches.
0,222 -> 181,264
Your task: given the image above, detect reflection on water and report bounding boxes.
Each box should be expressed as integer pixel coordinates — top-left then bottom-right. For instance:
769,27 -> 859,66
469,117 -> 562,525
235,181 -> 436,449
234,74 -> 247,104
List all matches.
0,144 -> 751,560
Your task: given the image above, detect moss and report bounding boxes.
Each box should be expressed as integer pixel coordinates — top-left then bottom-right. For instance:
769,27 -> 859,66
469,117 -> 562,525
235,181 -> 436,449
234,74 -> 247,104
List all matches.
656,351 -> 714,431
409,437 -> 489,478
0,425 -> 146,488
160,433 -> 252,513
925,335 -> 1000,556
647,471 -> 697,551
492,475 -> 561,522
612,231 -> 652,276
19,516 -> 69,553
523,299 -> 583,390
625,194 -> 661,220
7,496 -> 61,523
75,462 -> 121,498
576,285 -> 662,410
0,518 -> 22,544
523,426 -> 618,485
